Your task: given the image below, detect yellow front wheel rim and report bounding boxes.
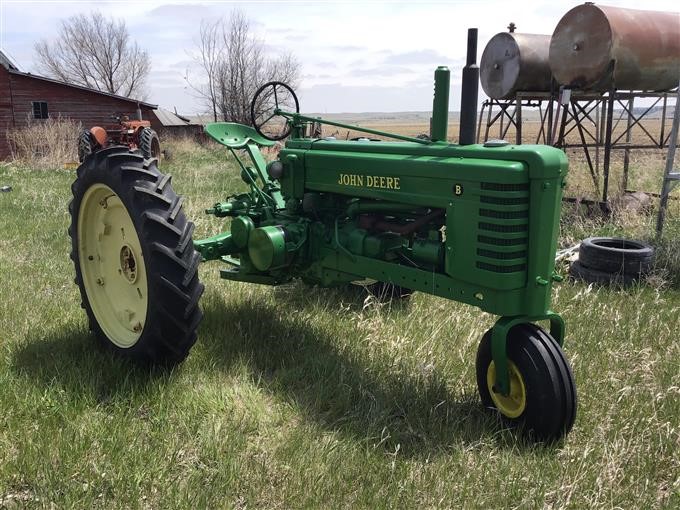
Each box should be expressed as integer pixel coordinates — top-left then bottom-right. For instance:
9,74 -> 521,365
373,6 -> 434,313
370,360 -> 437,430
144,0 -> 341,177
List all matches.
486,360 -> 527,418
78,184 -> 148,348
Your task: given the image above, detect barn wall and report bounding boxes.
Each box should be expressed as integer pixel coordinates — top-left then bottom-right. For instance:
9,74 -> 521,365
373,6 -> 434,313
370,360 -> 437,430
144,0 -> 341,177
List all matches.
8,74 -> 155,127
148,113 -> 163,132
0,73 -> 155,159
0,66 -> 14,158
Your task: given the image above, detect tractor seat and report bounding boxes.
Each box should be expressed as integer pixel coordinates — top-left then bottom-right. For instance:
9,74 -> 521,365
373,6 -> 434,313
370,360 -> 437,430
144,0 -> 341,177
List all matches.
204,122 -> 275,149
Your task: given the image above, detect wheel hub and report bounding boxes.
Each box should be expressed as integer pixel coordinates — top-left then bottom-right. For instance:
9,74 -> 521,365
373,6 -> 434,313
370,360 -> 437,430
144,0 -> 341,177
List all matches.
487,360 -> 527,418
78,184 -> 148,348
119,245 -> 138,283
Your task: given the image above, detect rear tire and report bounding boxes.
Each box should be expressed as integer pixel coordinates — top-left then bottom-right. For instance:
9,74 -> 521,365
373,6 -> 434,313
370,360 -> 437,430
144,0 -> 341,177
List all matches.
69,147 -> 203,365
139,127 -> 161,164
78,130 -> 97,162
475,323 -> 577,442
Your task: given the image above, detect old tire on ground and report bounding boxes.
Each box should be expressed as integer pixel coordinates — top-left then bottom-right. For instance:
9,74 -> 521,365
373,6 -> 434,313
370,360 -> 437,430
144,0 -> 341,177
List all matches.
69,147 -> 203,365
475,323 -> 577,442
578,237 -> 653,275
78,130 -> 97,162
568,260 -> 639,286
139,127 -> 161,163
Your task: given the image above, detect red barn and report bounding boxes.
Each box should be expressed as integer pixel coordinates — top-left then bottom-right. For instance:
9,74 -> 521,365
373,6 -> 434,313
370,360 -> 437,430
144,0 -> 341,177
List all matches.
0,51 -> 157,160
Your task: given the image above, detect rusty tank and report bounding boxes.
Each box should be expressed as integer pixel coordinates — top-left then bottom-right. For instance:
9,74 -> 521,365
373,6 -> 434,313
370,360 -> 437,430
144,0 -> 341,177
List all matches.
549,3 -> 680,91
480,32 -> 553,99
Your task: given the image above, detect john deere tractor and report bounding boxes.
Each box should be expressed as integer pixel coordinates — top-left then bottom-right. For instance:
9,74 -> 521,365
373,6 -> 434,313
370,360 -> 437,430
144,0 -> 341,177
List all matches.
69,55 -> 576,442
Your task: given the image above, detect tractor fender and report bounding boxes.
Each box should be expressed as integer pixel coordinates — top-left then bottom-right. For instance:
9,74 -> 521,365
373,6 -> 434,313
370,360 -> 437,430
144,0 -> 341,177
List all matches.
89,126 -> 108,146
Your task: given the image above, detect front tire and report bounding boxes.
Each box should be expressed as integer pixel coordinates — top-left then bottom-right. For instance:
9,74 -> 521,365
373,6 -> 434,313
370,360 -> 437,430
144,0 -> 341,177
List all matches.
475,323 -> 577,442
69,147 -> 203,365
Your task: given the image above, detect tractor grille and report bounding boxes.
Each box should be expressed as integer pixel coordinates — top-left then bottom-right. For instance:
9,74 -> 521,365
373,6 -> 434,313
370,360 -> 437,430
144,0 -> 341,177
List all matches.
480,195 -> 529,206
481,182 -> 529,192
476,182 -> 530,274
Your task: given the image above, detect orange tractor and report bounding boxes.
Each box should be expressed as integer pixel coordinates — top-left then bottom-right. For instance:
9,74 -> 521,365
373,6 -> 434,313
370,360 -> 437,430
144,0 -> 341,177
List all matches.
78,114 -> 161,164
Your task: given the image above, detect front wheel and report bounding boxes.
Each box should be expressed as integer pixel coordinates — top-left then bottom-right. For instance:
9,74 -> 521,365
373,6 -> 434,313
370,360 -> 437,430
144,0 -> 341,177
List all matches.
69,147 -> 203,365
475,323 -> 577,442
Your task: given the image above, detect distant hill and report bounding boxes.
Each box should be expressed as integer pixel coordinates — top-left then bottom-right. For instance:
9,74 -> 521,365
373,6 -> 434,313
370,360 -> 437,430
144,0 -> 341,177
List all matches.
188,104 -> 675,126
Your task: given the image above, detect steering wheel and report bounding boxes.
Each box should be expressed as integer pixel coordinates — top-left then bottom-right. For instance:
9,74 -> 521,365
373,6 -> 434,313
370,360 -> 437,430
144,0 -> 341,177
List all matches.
250,81 -> 300,141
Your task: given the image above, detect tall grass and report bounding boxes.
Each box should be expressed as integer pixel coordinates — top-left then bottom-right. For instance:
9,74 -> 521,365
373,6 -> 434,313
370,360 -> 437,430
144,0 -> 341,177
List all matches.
0,138 -> 678,508
6,117 -> 82,170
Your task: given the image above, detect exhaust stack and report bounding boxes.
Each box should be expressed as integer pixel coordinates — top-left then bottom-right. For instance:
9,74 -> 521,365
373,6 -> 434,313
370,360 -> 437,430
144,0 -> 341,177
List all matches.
459,28 -> 479,145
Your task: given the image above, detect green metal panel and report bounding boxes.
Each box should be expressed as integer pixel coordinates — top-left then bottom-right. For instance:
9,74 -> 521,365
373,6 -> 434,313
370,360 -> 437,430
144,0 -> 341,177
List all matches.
272,140 -> 566,316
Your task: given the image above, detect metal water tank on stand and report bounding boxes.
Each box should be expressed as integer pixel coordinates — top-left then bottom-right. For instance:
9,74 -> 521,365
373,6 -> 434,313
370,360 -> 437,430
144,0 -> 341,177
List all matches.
549,3 -> 680,92
480,32 -> 553,99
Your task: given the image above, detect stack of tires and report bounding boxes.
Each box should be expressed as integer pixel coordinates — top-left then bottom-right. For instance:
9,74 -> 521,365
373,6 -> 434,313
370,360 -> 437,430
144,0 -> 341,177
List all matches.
569,237 -> 654,286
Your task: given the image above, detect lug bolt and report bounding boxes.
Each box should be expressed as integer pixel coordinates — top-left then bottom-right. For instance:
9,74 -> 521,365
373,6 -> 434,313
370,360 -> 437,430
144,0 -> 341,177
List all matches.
133,322 -> 143,332
96,278 -> 104,286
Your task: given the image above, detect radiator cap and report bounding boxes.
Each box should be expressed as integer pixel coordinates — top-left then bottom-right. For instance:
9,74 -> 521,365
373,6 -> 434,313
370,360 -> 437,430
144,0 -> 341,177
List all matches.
484,139 -> 510,147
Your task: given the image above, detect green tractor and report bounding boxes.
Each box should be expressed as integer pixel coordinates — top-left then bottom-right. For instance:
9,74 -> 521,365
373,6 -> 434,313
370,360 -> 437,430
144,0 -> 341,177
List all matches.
69,62 -> 575,442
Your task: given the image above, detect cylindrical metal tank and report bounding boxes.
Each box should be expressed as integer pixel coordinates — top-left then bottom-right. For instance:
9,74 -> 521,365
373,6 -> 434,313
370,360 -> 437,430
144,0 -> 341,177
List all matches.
480,32 -> 553,99
549,3 -> 680,91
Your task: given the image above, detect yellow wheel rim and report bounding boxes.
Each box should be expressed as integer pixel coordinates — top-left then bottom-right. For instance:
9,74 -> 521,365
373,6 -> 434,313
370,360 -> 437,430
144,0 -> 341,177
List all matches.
486,360 -> 527,418
78,184 -> 148,348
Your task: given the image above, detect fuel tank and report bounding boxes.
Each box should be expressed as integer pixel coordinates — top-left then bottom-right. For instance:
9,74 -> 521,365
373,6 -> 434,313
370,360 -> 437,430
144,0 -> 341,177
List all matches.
480,32 -> 553,99
549,3 -> 680,91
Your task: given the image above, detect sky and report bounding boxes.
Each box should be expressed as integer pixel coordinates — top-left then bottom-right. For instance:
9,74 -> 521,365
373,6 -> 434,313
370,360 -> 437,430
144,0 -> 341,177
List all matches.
0,0 -> 678,114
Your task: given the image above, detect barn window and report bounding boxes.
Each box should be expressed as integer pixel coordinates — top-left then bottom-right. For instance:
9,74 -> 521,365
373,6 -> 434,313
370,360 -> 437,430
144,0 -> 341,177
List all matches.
32,101 -> 49,119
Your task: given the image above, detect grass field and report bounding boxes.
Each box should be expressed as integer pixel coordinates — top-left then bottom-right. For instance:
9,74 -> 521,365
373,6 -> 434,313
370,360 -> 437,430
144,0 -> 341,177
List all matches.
1,136 -> 679,509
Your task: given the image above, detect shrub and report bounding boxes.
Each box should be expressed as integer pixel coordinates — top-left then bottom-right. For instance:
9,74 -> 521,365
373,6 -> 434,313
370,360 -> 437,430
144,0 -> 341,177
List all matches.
7,116 -> 81,169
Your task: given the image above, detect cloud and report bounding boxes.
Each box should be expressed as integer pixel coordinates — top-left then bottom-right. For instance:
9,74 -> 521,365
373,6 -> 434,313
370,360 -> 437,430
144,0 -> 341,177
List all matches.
268,27 -> 298,35
298,83 -> 460,114
348,66 -> 414,78
303,73 -> 334,80
169,59 -> 197,70
383,50 -> 454,66
329,45 -> 365,52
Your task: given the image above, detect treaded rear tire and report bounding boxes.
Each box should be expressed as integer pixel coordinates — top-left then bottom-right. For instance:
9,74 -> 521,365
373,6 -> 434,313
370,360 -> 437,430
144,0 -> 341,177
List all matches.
139,127 -> 161,164
78,130 -> 97,162
68,147 -> 203,365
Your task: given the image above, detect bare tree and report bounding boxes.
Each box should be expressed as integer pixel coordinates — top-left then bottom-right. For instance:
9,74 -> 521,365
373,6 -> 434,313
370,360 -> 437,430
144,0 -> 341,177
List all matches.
35,12 -> 150,99
187,20 -> 223,122
189,10 -> 300,124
